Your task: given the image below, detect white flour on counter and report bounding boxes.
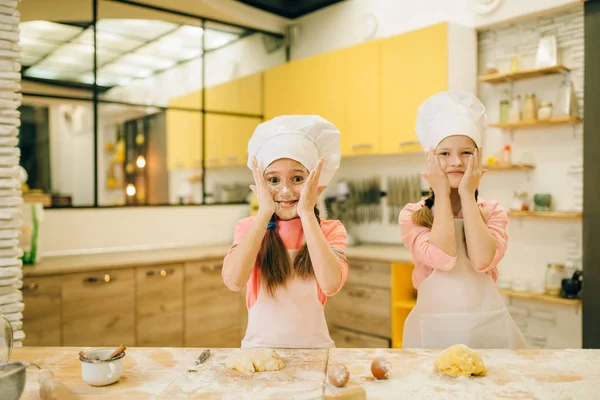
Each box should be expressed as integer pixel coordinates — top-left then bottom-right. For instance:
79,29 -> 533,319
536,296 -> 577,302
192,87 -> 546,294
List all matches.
325,348 -> 600,400
153,348 -> 328,400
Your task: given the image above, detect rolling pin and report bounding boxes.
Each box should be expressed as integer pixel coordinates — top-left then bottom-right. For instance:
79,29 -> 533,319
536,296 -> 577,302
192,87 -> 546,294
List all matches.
38,369 -> 73,400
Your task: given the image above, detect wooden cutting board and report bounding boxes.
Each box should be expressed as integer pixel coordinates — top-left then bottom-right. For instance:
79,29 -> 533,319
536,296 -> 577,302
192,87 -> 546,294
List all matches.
13,347 -> 328,399
324,348 -> 600,399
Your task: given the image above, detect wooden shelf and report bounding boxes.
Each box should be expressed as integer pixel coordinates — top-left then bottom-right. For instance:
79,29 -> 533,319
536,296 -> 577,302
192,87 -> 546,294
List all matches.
393,300 -> 416,309
484,164 -> 535,170
508,210 -> 582,219
499,289 -> 581,306
479,64 -> 570,84
489,116 -> 581,129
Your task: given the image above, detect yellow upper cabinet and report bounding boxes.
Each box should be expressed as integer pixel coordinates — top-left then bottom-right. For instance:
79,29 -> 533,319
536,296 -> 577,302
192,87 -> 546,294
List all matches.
205,115 -> 262,168
166,90 -> 203,171
381,23 -> 448,154
168,90 -> 203,110
166,109 -> 202,171
265,48 -> 348,135
205,72 -> 263,115
344,39 -> 381,156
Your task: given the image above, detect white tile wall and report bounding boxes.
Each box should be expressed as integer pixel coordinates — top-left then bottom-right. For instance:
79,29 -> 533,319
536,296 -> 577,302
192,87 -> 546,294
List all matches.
478,5 -> 584,348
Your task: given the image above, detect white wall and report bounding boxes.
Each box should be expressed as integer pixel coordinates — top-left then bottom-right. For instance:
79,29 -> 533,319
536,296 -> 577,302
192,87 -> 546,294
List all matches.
290,0 -> 582,61
478,5 -> 584,289
472,0 -> 581,28
289,0 -> 474,61
39,204 -> 248,255
48,103 -> 94,206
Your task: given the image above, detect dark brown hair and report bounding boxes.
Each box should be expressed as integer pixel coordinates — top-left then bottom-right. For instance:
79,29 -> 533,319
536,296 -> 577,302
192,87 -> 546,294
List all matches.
258,206 -> 320,295
412,190 -> 479,229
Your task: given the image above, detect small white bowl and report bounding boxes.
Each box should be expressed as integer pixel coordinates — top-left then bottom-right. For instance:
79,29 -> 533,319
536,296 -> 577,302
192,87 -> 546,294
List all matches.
80,349 -> 125,386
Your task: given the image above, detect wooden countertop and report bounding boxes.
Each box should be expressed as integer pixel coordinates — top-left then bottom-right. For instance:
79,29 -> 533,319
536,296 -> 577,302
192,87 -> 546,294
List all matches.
23,243 -> 413,277
344,244 -> 413,263
22,245 -> 233,277
15,347 -> 328,399
12,347 -> 600,399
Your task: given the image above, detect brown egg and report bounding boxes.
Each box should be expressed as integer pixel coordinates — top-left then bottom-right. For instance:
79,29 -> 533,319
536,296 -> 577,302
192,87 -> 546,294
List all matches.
328,363 -> 350,387
371,357 -> 391,380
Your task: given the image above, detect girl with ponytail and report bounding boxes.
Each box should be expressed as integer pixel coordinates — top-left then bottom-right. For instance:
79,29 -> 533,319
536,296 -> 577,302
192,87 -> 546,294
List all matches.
400,91 -> 525,349
222,115 -> 347,349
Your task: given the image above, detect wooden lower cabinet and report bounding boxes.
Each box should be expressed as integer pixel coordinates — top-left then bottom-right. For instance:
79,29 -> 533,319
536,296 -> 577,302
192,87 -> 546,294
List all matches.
326,259 -> 393,347
136,264 -> 184,347
327,283 -> 391,338
330,327 -> 390,348
22,276 -> 62,346
61,269 -> 135,347
184,261 -> 243,347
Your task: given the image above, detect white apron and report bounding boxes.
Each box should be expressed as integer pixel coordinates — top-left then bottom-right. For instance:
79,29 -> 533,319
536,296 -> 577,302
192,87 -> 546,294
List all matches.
241,249 -> 335,349
403,219 -> 526,349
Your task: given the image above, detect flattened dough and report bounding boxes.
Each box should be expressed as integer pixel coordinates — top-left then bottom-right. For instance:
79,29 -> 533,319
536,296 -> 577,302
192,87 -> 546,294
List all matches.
433,344 -> 487,377
225,348 -> 285,373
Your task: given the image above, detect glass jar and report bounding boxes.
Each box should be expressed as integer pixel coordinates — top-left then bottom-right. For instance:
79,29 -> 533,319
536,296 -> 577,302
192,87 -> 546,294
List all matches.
545,263 -> 565,296
0,312 -> 13,362
522,93 -> 537,121
499,100 -> 510,123
538,102 -> 553,121
509,95 -> 521,122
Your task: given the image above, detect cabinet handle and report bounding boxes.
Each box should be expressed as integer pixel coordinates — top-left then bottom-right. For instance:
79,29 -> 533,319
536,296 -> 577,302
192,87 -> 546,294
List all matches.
348,289 -> 369,299
226,155 -> 239,162
399,141 -> 420,147
22,282 -> 39,292
353,263 -> 372,272
352,143 -> 373,151
146,268 -> 175,277
83,274 -> 114,284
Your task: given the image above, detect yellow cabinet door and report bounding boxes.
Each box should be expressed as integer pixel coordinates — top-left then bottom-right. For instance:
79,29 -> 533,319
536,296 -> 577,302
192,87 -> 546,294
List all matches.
205,114 -> 261,167
205,72 -> 263,115
381,23 -> 448,154
264,61 -> 306,119
167,90 -> 203,171
264,49 -> 347,135
168,90 -> 203,110
345,40 -> 381,156
187,111 -> 203,170
166,109 -> 202,170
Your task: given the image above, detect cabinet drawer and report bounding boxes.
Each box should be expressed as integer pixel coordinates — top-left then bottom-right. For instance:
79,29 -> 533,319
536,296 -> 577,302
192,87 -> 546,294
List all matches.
185,261 -> 243,347
22,277 -> 61,346
326,284 -> 390,338
330,327 -> 390,348
136,264 -> 184,347
62,269 -> 135,347
347,260 -> 391,288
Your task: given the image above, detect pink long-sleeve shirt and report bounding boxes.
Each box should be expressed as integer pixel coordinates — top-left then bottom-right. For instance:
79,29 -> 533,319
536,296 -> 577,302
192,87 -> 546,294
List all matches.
223,217 -> 348,309
399,198 -> 509,289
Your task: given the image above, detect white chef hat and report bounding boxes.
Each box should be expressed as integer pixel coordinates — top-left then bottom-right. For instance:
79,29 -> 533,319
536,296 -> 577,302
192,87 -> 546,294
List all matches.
415,90 -> 487,150
247,115 -> 341,186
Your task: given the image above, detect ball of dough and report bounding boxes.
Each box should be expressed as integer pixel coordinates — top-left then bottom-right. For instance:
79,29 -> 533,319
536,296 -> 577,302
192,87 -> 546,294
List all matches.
225,348 -> 284,373
328,363 -> 350,387
433,344 -> 487,378
371,357 -> 391,380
